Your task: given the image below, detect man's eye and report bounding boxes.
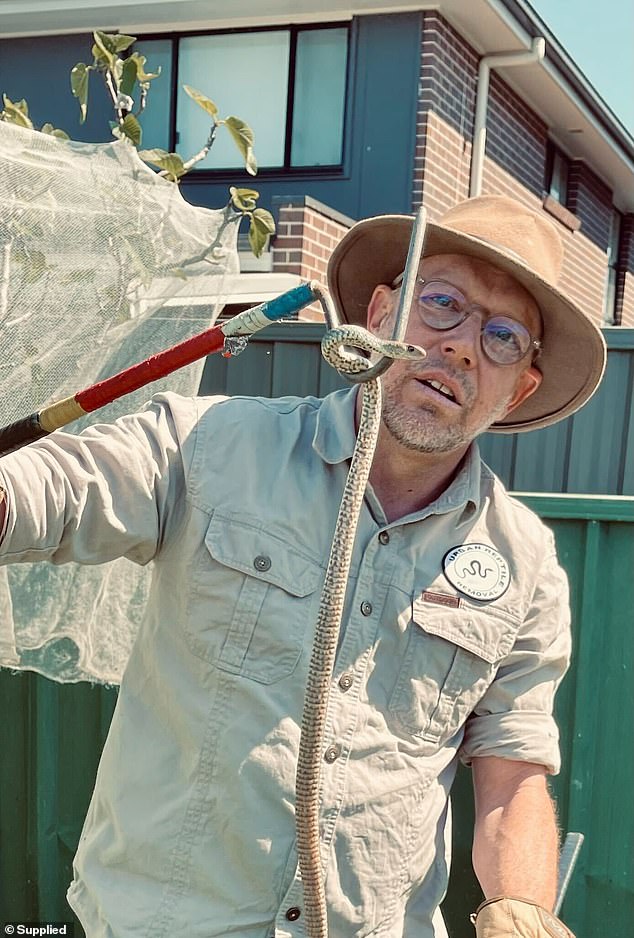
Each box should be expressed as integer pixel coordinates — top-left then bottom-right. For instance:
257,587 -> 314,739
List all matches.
488,324 -> 522,351
426,293 -> 459,310
493,327 -> 514,343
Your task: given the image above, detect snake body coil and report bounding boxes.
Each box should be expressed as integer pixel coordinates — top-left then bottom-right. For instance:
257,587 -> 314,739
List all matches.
295,324 -> 425,938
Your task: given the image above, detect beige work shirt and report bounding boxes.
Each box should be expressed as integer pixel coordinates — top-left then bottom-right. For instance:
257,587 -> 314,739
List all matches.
0,388 -> 570,938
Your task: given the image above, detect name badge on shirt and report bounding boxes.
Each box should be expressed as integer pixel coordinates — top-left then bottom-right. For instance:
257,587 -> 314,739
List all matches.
442,543 -> 510,601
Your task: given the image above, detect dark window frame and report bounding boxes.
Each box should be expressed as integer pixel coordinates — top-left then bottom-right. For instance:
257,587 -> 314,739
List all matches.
604,208 -> 624,325
135,22 -> 351,177
544,140 -> 570,206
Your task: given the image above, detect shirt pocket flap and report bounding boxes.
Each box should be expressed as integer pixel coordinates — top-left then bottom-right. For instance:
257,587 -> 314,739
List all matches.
204,512 -> 323,598
411,597 -> 519,664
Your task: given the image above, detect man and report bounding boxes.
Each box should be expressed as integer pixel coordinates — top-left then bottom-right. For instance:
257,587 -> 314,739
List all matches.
0,195 -> 605,937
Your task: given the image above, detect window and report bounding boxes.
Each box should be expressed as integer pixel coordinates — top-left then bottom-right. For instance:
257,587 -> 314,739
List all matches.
604,209 -> 623,325
135,38 -> 174,156
545,142 -> 570,205
136,26 -> 349,171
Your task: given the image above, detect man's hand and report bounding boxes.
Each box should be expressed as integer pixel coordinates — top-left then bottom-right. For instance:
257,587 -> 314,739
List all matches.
472,896 -> 574,937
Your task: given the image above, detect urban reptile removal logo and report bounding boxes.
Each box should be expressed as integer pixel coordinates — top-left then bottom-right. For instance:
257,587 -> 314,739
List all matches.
442,542 -> 510,601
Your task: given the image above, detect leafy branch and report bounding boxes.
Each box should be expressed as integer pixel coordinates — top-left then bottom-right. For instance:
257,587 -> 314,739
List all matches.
0,31 -> 275,257
69,31 -> 273,255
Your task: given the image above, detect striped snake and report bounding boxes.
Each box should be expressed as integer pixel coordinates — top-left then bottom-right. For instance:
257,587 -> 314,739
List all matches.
295,324 -> 426,937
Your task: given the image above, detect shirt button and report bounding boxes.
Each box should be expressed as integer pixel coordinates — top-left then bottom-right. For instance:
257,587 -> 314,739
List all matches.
253,555 -> 271,572
378,531 -> 390,545
360,600 -> 373,616
285,907 -> 301,921
324,744 -> 341,763
338,672 -> 353,691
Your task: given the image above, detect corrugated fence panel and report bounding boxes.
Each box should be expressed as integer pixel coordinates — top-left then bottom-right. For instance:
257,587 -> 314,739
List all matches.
1,322 -> 633,934
510,421 -> 571,493
443,496 -> 634,937
200,323 -> 634,496
523,498 -> 634,937
565,346 -> 634,494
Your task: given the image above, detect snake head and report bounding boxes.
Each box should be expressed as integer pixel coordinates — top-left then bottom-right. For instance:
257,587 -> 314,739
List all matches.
389,341 -> 426,361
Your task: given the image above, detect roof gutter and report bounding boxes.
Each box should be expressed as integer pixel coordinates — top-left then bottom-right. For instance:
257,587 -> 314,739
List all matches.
469,36 -> 545,197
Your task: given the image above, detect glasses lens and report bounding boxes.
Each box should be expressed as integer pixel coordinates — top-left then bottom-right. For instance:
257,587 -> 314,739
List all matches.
482,317 -> 531,364
417,281 -> 466,329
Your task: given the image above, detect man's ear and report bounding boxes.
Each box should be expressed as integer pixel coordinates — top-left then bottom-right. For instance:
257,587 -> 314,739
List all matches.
504,366 -> 542,416
366,284 -> 395,332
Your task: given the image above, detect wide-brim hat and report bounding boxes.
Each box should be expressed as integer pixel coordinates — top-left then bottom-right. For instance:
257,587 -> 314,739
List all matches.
327,195 -> 607,433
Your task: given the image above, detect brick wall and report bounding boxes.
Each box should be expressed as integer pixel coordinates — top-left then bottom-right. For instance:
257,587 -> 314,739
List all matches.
413,12 -> 477,215
486,72 -> 547,198
567,161 -> 613,250
271,197 -> 351,321
261,12 -> 626,332
412,11 -> 618,328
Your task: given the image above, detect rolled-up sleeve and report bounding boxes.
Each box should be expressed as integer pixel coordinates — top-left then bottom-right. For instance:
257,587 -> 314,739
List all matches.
460,546 -> 571,774
0,392 -> 198,568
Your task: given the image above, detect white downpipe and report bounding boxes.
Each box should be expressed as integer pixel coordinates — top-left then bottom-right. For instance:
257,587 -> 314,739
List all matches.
469,37 -> 546,197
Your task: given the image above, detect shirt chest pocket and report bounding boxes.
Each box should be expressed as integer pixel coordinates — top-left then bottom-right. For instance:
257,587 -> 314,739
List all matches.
389,599 -> 519,747
185,512 -> 324,684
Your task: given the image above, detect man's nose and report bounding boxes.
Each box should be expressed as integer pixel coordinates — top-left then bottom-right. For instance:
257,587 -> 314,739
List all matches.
437,314 -> 480,367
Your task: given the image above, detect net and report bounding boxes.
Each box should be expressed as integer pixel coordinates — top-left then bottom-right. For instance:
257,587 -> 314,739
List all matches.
0,120 -> 240,683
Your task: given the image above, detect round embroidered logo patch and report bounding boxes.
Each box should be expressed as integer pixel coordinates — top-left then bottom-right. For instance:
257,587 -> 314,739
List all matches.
442,543 -> 510,601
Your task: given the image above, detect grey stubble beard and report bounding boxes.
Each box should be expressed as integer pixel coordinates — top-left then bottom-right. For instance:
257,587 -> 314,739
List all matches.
380,370 -> 513,454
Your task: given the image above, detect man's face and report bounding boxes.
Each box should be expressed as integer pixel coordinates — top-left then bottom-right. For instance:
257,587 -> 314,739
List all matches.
366,253 -> 543,454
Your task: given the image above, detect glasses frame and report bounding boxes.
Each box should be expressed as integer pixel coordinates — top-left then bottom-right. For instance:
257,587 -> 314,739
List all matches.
392,275 -> 542,366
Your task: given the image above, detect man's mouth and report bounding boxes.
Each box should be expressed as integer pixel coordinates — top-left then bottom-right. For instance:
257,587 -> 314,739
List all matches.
418,378 -> 459,404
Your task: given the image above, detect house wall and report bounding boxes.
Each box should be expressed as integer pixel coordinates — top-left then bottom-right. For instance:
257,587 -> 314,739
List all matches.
270,196 -> 352,320
0,10 -> 632,328
413,11 -> 633,329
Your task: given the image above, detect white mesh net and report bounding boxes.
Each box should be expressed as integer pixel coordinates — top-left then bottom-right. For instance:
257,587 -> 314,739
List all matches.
0,120 -> 240,684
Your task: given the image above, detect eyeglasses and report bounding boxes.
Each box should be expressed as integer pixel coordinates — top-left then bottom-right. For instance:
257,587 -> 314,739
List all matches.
393,276 -> 542,366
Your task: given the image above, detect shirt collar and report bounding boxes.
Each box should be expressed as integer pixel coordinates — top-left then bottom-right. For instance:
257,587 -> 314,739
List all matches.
312,388 -> 482,517
312,387 -> 360,465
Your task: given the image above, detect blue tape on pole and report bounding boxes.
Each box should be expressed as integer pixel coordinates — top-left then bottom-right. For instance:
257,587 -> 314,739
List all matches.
260,283 -> 316,321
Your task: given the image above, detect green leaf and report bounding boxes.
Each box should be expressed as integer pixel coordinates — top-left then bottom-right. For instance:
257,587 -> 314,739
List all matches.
40,122 -> 70,141
183,85 -> 219,119
120,57 -> 138,97
118,113 -> 142,146
248,208 -> 276,257
92,33 -> 115,67
21,249 -> 48,284
229,186 -> 259,213
5,96 -> 28,116
223,116 -> 257,175
70,63 -> 89,123
137,148 -> 187,181
1,95 -> 33,129
129,53 -> 161,83
94,30 -> 136,57
60,269 -> 97,285
110,33 -> 137,54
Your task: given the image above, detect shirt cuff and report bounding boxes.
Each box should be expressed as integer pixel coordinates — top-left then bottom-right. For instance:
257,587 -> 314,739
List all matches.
459,710 -> 561,774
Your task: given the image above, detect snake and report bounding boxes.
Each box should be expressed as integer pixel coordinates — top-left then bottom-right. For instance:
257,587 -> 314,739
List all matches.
295,324 -> 426,938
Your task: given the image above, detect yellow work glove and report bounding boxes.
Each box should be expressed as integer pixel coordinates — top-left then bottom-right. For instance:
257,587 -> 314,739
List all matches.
471,897 -> 575,938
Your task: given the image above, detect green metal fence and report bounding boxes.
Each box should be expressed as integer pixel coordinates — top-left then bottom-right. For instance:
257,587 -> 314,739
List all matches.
443,495 -> 634,937
199,323 -> 634,496
1,322 -> 633,935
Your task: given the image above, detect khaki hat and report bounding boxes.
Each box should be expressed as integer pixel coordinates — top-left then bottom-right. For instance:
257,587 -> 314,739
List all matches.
327,195 -> 607,433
